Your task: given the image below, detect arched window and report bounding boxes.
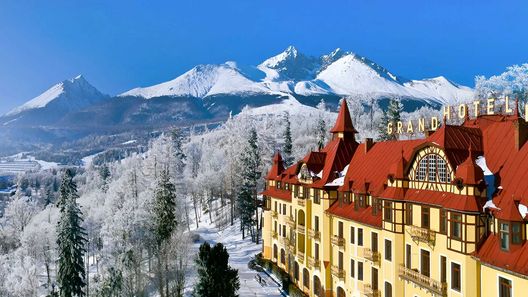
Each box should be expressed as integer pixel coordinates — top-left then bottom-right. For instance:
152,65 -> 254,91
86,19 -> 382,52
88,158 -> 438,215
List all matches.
337,286 -> 346,297
416,154 -> 451,183
303,268 -> 310,288
273,244 -> 278,260
294,262 -> 300,281
313,276 -> 322,297
280,249 -> 286,264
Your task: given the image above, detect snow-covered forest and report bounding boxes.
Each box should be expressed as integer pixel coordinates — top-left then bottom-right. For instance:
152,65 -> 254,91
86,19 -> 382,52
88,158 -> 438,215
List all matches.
0,63 -> 527,297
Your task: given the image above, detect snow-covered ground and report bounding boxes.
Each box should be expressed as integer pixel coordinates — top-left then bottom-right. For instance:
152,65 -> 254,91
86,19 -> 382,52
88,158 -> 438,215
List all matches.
185,218 -> 283,297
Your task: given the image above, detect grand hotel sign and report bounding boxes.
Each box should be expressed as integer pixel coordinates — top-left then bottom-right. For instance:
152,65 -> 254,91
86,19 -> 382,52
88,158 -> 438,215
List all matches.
387,97 -> 527,135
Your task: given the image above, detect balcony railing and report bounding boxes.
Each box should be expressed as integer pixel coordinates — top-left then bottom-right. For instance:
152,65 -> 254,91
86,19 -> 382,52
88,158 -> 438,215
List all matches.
297,198 -> 306,206
331,235 -> 345,247
297,251 -> 305,263
331,265 -> 345,279
285,216 -> 295,228
272,231 -> 278,239
398,265 -> 447,297
362,284 -> 381,297
307,256 -> 320,269
409,225 -> 436,246
297,225 -> 306,234
308,229 -> 321,240
280,236 -> 289,246
362,248 -> 380,264
271,210 -> 278,218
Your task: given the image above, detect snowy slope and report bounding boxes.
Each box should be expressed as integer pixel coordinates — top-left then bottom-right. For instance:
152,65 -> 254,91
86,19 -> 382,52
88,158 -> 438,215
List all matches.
6,75 -> 108,116
404,76 -> 474,105
121,62 -> 270,99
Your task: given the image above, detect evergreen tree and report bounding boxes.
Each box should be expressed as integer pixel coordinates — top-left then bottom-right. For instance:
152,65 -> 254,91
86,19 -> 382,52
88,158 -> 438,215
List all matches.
282,112 -> 293,166
316,117 -> 327,150
96,267 -> 123,297
193,242 -> 239,297
56,169 -> 88,297
378,99 -> 403,141
152,168 -> 178,297
237,128 -> 261,242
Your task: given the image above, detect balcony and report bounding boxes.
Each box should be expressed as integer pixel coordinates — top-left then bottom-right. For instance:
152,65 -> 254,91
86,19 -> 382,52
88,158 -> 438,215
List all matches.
297,251 -> 305,263
271,210 -> 278,218
331,235 -> 345,247
297,198 -> 306,207
272,231 -> 278,239
362,248 -> 380,264
285,216 -> 295,228
308,229 -> 321,240
398,265 -> 447,297
331,265 -> 345,279
297,225 -> 306,234
409,225 -> 436,246
307,256 -> 320,269
362,284 -> 381,297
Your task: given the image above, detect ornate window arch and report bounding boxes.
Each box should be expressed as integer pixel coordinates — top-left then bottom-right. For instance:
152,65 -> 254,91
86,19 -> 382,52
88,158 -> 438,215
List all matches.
411,147 -> 453,183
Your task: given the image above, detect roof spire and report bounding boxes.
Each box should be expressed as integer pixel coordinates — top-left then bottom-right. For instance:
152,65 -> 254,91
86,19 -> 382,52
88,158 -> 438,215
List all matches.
330,99 -> 357,137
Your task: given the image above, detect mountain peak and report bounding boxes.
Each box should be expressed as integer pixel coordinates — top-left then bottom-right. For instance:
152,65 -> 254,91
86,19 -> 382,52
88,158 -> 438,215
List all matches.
6,75 -> 107,116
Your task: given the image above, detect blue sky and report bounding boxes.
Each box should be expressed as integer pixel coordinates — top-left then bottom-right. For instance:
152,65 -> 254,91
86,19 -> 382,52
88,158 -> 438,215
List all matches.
0,0 -> 527,114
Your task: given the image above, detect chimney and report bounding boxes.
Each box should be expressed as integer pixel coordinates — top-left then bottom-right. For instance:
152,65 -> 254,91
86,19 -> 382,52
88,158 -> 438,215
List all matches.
364,138 -> 374,153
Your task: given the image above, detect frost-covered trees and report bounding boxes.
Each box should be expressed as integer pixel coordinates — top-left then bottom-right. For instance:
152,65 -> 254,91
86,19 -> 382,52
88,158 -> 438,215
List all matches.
282,112 -> 293,166
56,169 -> 88,297
193,242 -> 239,297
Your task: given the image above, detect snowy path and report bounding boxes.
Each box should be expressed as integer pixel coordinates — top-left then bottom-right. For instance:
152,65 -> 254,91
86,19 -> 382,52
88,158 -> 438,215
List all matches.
185,219 -> 283,297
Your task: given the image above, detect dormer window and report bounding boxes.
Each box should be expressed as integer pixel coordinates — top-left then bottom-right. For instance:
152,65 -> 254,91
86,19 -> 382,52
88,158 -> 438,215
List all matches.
276,181 -> 282,189
415,153 -> 451,183
500,221 -> 523,251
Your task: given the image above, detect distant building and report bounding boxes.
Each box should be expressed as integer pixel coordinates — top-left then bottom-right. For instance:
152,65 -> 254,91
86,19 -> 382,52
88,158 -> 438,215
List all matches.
262,100 -> 528,297
0,159 -> 40,175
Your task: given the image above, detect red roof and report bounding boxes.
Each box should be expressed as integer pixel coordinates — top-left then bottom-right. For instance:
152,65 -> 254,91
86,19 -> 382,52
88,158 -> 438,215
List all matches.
326,201 -> 382,228
455,147 -> 483,185
266,151 -> 285,180
261,187 -> 292,202
473,234 -> 528,276
330,100 -> 357,134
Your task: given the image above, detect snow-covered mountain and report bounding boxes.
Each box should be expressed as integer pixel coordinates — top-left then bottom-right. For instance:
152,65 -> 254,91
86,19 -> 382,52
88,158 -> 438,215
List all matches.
119,46 -> 473,106
6,75 -> 108,116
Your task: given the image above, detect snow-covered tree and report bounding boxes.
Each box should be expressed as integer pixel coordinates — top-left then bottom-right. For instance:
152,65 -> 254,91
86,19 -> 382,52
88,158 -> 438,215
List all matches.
193,242 -> 239,297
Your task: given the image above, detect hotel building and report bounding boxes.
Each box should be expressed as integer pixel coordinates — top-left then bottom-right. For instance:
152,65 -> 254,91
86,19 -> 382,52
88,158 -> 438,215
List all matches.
261,100 -> 528,297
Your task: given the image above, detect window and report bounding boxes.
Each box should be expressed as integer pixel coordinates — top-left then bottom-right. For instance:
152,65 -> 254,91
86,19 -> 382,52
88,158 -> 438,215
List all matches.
421,206 -> 430,229
451,263 -> 461,292
358,228 -> 364,246
406,203 -> 413,225
280,249 -> 285,264
372,233 -> 378,252
314,189 -> 320,204
282,225 -> 286,238
338,252 -> 344,270
440,209 -> 447,234
343,192 -> 351,204
290,206 -> 292,216
416,154 -> 451,183
273,245 -> 278,260
282,204 -> 286,215
358,262 -> 364,281
371,268 -> 379,290
279,224 -> 281,236
278,203 -> 282,215
350,226 -> 355,244
285,183 -> 290,191
276,181 -> 282,189
420,249 -> 430,277
406,244 -> 411,268
274,221 -> 277,233
315,243 -> 319,260
274,201 -> 277,212
294,262 -> 299,281
303,268 -> 310,288
358,195 -> 366,208
440,256 -> 447,283
338,221 -> 344,238
512,223 -> 522,244
384,239 -> 392,261
384,201 -> 392,222
451,213 -> 462,240
500,222 -> 510,250
384,282 -> 393,297
294,185 -> 299,197
350,259 -> 355,278
499,277 -> 512,297
315,216 -> 320,232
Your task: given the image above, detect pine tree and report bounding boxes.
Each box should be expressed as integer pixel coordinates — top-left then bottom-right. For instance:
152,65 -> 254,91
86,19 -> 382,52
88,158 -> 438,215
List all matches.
56,169 -> 88,297
152,168 -> 178,297
237,128 -> 261,242
316,117 -> 326,150
378,99 -> 403,141
193,242 -> 240,297
282,112 -> 293,166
